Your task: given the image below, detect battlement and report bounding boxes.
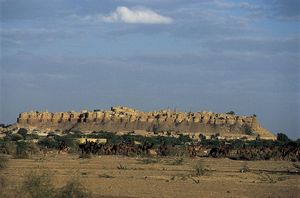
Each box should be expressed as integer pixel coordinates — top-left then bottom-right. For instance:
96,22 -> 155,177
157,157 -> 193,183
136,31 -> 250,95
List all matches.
16,106 -> 276,139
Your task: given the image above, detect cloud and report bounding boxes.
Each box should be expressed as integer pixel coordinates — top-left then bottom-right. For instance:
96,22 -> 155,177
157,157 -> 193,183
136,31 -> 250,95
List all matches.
203,1 -> 260,10
262,0 -> 300,21
1,28 -> 82,47
102,6 -> 173,24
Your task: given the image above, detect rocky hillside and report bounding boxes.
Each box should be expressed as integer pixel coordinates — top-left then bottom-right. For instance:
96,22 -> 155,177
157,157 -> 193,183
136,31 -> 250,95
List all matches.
15,106 -> 275,140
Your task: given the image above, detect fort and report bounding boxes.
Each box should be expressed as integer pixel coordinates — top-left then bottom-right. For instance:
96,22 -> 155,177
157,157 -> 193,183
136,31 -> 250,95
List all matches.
15,106 -> 275,140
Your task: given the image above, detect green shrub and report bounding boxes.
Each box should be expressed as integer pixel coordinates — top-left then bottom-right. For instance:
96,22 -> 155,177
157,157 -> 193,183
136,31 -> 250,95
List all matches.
26,133 -> 40,140
17,128 -> 28,140
277,133 -> 290,142
11,133 -> 24,141
15,141 -> 28,159
226,111 -> 235,115
38,137 -> 58,149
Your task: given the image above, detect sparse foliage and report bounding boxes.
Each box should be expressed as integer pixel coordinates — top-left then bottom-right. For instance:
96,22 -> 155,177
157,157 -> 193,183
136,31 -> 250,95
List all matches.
17,128 -> 28,140
0,155 -> 8,170
117,164 -> 127,170
292,163 -> 300,171
15,141 -> 28,159
21,171 -> 55,198
170,157 -> 184,165
194,161 -> 207,176
79,153 -> 91,159
244,125 -> 254,135
139,158 -> 159,164
240,163 -> 250,173
226,111 -> 235,115
277,133 -> 290,142
56,178 -> 92,198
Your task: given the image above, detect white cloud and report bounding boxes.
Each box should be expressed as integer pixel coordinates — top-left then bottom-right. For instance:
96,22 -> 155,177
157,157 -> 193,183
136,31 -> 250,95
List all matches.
102,6 -> 173,24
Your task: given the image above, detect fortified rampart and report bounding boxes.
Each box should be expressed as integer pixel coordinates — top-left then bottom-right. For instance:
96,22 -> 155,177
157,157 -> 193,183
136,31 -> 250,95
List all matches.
16,106 -> 275,139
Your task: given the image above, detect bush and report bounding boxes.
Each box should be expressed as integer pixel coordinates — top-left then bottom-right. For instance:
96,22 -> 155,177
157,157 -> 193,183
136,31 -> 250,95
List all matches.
0,176 -> 9,198
139,158 -> 159,164
0,141 -> 16,155
38,137 -> 58,149
117,164 -> 127,170
17,128 -> 28,140
178,134 -> 192,143
56,178 -> 92,198
170,157 -> 184,165
277,133 -> 290,142
15,141 -> 28,159
200,139 -> 221,148
56,136 -> 78,153
87,131 -> 120,143
27,142 -> 40,155
240,163 -> 250,173
0,155 -> 8,170
292,163 -> 300,171
0,175 -> 6,189
10,133 -> 24,141
226,111 -> 235,115
194,161 -> 207,176
79,153 -> 91,159
21,171 -> 55,198
244,125 -> 254,135
26,133 -> 40,140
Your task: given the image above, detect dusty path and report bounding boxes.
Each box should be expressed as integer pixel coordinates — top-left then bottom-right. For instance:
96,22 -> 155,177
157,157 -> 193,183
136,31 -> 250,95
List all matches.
1,154 -> 300,198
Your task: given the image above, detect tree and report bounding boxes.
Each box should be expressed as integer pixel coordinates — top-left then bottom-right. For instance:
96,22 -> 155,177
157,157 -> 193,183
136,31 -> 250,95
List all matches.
277,133 -> 290,142
17,128 -> 28,140
11,133 -> 24,141
226,111 -> 235,115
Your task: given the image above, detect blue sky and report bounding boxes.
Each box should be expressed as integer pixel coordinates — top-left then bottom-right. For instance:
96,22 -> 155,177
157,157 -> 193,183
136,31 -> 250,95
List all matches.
0,0 -> 299,138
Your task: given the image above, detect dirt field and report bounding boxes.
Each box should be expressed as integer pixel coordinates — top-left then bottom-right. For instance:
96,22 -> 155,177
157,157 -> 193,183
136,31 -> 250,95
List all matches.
1,153 -> 300,198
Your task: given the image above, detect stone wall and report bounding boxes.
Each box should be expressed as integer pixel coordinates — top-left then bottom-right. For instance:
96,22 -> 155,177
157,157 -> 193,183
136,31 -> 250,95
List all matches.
16,106 -> 275,139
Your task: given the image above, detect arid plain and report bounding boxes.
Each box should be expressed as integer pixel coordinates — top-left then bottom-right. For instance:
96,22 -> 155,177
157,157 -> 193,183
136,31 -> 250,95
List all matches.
1,153 -> 299,198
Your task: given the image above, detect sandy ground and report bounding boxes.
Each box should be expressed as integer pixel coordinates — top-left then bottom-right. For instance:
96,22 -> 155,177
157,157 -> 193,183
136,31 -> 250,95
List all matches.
1,153 -> 299,198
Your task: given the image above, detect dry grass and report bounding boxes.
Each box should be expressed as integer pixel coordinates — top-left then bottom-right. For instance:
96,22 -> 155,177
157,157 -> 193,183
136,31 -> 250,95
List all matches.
138,158 -> 160,164
194,160 -> 208,176
1,154 -> 299,198
117,163 -> 127,170
240,162 -> 250,173
20,171 -> 55,198
56,177 -> 92,198
169,157 -> 184,165
79,153 -> 91,159
0,171 -> 93,198
0,155 -> 9,170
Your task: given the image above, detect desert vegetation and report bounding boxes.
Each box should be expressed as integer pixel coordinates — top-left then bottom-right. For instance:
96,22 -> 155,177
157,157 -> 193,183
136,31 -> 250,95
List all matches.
0,128 -> 299,197
0,138 -> 299,197
0,171 -> 92,198
0,129 -> 299,161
